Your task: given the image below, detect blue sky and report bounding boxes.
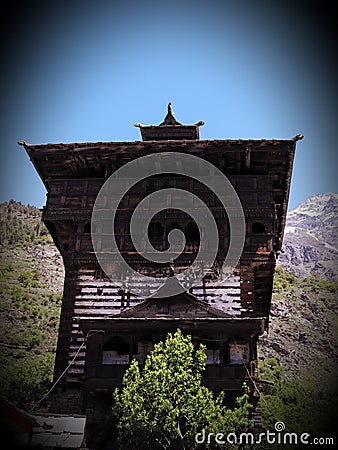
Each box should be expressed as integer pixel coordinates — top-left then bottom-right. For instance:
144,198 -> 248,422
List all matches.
1,0 -> 337,211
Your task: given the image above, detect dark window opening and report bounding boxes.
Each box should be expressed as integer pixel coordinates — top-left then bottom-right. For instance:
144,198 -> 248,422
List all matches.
157,299 -> 169,314
84,222 -> 91,234
199,336 -> 221,364
273,179 -> 282,189
252,222 -> 265,234
185,222 -> 199,243
103,336 -> 129,354
102,336 -> 130,365
148,222 -> 164,248
95,269 -> 104,279
227,336 -> 249,364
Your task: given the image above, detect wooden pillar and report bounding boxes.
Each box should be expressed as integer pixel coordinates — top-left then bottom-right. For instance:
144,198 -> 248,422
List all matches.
53,269 -> 78,384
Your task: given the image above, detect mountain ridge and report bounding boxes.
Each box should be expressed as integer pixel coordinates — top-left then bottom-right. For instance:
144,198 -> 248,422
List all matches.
278,192 -> 338,283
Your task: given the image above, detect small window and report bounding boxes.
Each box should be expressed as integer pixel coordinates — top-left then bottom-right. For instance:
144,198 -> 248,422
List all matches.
199,336 -> 220,365
157,300 -> 169,314
252,222 -> 265,234
102,336 -> 129,365
228,337 -> 249,364
84,222 -> 91,234
273,179 -> 282,189
148,222 -> 164,247
185,222 -> 199,243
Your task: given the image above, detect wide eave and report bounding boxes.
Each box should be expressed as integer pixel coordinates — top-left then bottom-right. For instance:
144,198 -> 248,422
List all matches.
19,136 -> 301,183
78,316 -> 266,335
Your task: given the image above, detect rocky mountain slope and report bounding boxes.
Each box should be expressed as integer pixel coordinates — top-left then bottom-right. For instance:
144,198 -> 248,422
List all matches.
0,200 -> 65,292
258,267 -> 337,435
278,192 -> 338,283
259,266 -> 337,379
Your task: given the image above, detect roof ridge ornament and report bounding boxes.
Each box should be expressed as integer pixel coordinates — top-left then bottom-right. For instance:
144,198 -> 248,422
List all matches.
159,102 -> 182,126
134,103 -> 204,140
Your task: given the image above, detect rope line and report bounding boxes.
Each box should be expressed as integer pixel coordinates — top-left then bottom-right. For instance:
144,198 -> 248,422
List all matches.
28,329 -> 104,414
232,337 -> 278,422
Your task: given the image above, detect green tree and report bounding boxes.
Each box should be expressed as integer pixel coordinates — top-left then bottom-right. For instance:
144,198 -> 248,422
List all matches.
259,358 -> 337,439
113,329 -> 252,449
1,355 -> 54,411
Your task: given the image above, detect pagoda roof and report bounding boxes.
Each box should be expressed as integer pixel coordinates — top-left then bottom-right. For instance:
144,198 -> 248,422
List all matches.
117,278 -> 233,319
134,103 -> 205,140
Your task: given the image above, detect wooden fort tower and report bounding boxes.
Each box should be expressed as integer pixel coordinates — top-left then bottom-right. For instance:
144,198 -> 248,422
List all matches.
20,105 -> 302,448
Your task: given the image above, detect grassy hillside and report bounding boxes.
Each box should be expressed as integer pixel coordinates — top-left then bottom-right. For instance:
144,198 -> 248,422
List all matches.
258,267 -> 337,438
0,200 -> 50,246
0,200 -> 64,410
